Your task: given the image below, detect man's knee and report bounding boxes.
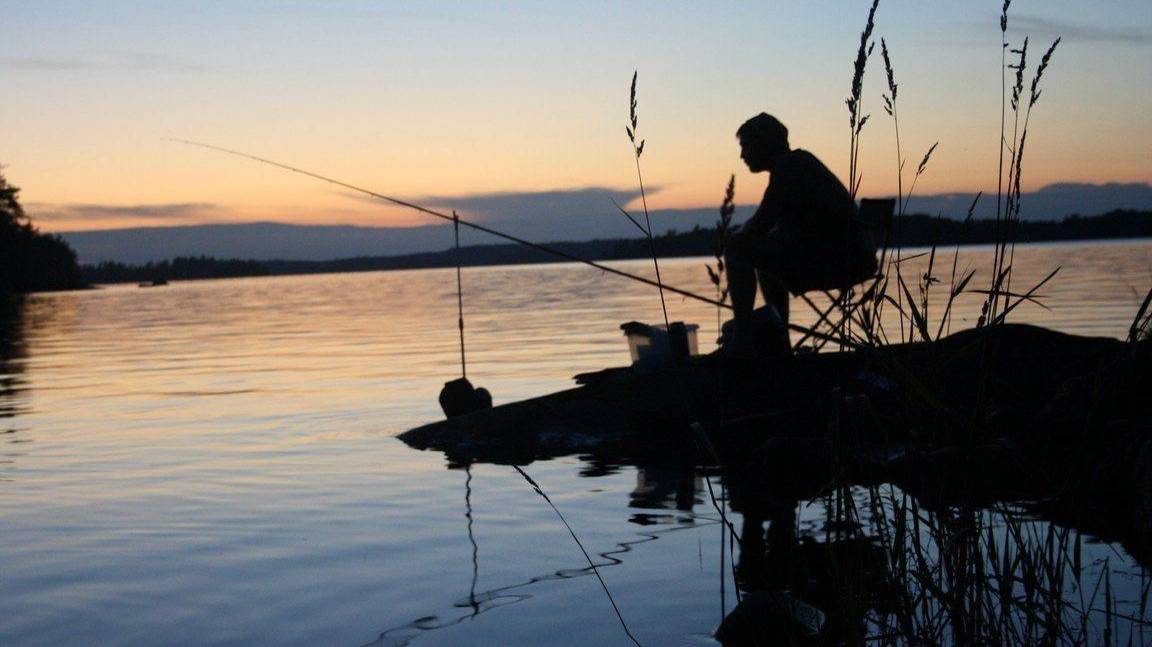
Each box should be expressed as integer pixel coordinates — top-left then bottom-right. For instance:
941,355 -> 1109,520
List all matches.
724,234 -> 756,275
754,238 -> 787,280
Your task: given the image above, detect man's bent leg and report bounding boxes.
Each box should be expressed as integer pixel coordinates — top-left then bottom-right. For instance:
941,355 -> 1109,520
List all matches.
753,235 -> 793,353
724,233 -> 758,335
758,271 -> 790,329
754,232 -> 790,326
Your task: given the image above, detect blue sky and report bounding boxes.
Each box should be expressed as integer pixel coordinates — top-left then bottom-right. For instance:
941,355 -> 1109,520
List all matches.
1,1 -> 1149,233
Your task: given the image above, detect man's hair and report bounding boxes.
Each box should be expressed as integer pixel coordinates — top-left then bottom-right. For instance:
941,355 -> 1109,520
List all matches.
736,113 -> 789,152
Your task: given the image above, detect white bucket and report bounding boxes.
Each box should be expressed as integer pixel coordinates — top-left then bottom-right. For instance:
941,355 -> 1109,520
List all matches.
622,321 -> 699,365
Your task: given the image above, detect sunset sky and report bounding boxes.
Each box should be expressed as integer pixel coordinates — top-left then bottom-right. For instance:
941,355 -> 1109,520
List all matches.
2,1 -> 1149,233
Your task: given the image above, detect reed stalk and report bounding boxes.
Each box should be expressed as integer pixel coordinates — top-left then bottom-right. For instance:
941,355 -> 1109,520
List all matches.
881,36 -> 906,344
625,71 -> 671,330
1130,287 -> 1152,343
771,5 -> 1128,646
840,0 -> 879,348
512,465 -> 643,646
706,175 -> 736,334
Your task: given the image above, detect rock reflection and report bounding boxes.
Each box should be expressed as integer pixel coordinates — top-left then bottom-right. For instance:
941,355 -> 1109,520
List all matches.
366,458 -> 705,647
400,427 -> 1152,645
629,463 -> 701,513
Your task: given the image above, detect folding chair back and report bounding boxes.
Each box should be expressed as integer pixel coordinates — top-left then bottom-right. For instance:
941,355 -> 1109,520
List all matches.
855,198 -> 896,252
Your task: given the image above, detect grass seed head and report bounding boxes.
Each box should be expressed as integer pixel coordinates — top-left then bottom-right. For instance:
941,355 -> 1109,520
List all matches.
1030,38 -> 1060,106
881,37 -> 898,102
916,142 -> 939,176
629,70 -> 638,131
1010,38 -> 1029,111
847,0 -> 881,128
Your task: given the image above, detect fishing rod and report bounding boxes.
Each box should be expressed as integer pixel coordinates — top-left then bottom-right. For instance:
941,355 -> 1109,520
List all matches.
167,139 -> 848,345
168,138 -> 727,307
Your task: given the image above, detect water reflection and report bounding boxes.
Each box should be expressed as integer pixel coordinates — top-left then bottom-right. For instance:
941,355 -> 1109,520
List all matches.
367,459 -> 713,647
0,297 -> 29,482
0,297 -> 28,420
2,245 -> 1149,645
399,441 -> 1152,645
628,463 -> 701,520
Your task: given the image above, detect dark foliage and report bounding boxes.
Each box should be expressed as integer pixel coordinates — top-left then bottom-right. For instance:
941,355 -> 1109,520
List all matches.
83,256 -> 270,284
613,209 -> 1152,259
0,169 -> 86,294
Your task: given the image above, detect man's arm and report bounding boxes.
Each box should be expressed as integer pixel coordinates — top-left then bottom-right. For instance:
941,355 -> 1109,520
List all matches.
739,175 -> 787,239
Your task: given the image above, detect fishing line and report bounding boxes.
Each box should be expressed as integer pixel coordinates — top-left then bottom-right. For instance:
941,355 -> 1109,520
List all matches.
464,464 -> 480,617
453,211 -> 467,380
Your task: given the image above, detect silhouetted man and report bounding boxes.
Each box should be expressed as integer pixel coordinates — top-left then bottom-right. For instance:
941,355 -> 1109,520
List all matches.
723,113 -> 878,355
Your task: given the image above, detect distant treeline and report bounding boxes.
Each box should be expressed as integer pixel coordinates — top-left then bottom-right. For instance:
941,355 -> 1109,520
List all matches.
897,209 -> 1152,246
612,208 -> 1152,258
82,209 -> 1152,285
84,256 -> 270,284
82,241 -> 620,284
1,169 -> 86,294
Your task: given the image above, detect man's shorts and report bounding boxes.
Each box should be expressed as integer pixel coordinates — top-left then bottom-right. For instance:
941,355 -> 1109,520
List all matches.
735,225 -> 878,295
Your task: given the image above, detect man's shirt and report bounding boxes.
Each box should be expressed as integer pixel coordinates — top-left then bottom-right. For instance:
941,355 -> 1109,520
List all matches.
743,148 -> 856,242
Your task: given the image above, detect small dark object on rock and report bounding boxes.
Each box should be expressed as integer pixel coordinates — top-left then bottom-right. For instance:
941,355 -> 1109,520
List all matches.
439,377 -> 492,419
718,306 -> 791,358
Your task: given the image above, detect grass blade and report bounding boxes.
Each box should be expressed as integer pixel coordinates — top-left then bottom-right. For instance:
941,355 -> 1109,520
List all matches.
512,465 -> 643,646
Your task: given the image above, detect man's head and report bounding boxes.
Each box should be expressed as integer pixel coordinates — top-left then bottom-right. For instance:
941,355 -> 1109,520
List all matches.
737,113 -> 790,172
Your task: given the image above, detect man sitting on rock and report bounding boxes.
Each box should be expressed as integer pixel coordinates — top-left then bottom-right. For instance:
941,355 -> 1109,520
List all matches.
723,113 -> 882,356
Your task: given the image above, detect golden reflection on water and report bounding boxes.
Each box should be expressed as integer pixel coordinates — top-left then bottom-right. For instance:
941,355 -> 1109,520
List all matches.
0,241 -> 1148,645
1,242 -> 1150,489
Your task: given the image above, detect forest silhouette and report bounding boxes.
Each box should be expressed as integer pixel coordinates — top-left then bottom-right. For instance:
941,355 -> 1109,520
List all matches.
0,168 -> 86,294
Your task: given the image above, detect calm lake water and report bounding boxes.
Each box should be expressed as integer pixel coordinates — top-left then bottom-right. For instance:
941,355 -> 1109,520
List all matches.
1,240 -> 1151,646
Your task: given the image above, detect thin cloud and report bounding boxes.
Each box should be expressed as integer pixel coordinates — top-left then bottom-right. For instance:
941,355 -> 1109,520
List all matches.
264,4 -> 459,23
1011,14 -> 1152,45
27,202 -> 223,224
425,187 -> 652,223
339,186 -> 651,220
336,185 -> 660,241
3,56 -> 90,71
3,50 -> 207,73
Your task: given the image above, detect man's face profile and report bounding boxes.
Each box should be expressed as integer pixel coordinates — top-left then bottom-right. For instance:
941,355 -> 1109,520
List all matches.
740,137 -> 768,173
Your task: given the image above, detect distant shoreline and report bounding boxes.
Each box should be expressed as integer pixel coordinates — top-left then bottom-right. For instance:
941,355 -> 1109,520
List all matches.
81,209 -> 1152,285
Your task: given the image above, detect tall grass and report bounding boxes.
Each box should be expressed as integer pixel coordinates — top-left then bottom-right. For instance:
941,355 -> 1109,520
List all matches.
706,175 -> 737,333
624,71 -> 671,330
846,0 -> 879,203
848,484 -> 1143,646
708,2 -> 1152,645
814,0 -> 1060,349
981,19 -> 1061,327
1131,288 -> 1152,343
841,0 -> 879,348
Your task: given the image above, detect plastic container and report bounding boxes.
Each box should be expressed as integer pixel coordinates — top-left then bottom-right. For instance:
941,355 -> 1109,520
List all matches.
622,321 -> 699,366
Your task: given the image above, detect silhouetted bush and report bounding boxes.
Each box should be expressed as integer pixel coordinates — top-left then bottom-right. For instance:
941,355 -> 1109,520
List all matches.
1,169 -> 87,294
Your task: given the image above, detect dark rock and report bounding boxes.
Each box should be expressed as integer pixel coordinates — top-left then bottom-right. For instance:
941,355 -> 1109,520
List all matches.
438,377 -> 492,419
